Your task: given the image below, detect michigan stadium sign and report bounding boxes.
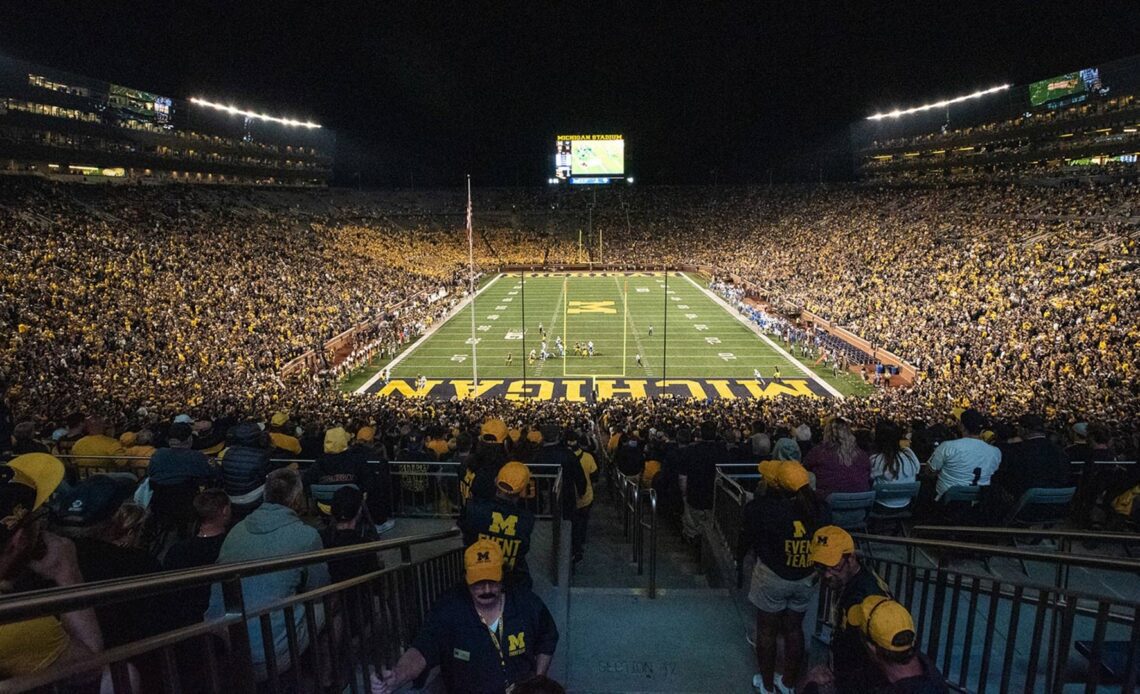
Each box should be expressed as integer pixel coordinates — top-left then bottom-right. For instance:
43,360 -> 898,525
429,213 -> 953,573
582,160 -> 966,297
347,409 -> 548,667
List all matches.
367,378 -> 831,401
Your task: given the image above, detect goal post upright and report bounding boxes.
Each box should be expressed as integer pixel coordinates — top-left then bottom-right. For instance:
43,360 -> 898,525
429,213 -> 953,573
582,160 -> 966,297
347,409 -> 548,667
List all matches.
562,274 -> 568,378
622,277 -> 629,378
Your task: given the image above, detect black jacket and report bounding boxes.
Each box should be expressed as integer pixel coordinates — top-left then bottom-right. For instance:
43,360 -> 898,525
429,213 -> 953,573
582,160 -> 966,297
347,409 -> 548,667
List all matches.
220,423 -> 270,497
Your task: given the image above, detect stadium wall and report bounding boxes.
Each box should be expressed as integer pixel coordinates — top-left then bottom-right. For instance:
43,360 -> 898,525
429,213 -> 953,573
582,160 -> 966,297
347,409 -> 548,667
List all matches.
799,310 -> 916,383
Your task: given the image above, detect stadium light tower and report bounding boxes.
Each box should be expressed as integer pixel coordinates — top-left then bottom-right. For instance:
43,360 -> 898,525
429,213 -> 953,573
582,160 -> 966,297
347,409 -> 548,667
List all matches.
866,84 -> 1010,120
189,97 -> 322,128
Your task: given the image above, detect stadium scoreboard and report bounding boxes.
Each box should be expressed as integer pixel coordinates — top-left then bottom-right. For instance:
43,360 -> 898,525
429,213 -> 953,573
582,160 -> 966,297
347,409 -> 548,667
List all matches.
554,134 -> 625,183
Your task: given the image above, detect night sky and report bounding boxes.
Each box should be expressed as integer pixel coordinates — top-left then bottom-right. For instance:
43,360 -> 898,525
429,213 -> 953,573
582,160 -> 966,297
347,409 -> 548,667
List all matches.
3,2 -> 1138,186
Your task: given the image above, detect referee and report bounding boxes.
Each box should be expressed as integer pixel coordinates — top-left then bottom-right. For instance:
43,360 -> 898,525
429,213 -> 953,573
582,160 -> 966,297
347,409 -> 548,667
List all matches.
371,540 -> 559,694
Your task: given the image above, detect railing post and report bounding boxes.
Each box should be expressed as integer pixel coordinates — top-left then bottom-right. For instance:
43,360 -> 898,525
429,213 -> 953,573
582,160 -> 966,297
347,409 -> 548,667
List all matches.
631,485 -> 642,566
636,491 -> 645,576
648,490 -> 658,599
221,576 -> 257,693
550,470 -> 563,587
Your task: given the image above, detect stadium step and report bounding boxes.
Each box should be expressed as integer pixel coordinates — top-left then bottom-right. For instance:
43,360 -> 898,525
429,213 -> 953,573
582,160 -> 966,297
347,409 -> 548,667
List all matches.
571,492 -> 706,591
562,588 -> 756,693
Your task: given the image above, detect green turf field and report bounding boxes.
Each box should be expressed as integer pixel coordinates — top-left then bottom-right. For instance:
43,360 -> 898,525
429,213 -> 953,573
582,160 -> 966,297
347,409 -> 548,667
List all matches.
352,272 -> 865,398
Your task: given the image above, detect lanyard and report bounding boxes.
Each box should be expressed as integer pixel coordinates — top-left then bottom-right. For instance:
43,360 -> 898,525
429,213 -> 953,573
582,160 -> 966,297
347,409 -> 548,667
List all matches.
478,596 -> 511,690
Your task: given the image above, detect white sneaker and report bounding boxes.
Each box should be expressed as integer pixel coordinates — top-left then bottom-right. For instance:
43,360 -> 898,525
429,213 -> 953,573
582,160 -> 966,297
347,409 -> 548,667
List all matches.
375,519 -> 396,535
752,674 -> 793,694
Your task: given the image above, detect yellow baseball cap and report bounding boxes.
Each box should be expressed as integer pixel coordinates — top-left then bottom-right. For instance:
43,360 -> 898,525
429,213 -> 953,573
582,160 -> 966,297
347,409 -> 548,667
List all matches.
850,595 -> 916,653
496,462 -> 531,495
810,525 -> 855,567
757,460 -> 782,487
480,418 -> 508,443
642,460 -> 661,485
356,426 -> 375,443
324,427 -> 351,454
6,453 -> 66,511
465,539 -> 504,585
776,461 -> 811,492
525,429 -> 542,444
271,412 -> 290,427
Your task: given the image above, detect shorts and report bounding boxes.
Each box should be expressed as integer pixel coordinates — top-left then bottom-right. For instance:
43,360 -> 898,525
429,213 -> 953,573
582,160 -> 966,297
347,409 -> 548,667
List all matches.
748,560 -> 816,613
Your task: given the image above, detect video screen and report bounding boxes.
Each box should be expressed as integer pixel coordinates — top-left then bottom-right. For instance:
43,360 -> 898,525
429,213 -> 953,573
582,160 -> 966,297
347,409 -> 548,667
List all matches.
1028,71 -> 1088,106
108,84 -> 175,127
554,135 -> 624,179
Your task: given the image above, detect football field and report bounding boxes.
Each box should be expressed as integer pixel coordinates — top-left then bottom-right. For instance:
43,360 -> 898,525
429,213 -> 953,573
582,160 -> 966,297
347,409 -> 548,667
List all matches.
354,272 -> 844,401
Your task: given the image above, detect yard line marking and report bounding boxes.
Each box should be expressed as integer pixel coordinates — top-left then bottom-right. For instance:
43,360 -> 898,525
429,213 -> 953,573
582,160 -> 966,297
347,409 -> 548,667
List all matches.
613,275 -> 653,377
533,277 -> 567,377
356,273 -> 503,394
679,272 -> 842,399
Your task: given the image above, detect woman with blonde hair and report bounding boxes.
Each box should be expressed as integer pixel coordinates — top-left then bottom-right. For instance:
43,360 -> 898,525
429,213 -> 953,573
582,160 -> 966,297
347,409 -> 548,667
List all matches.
803,418 -> 871,499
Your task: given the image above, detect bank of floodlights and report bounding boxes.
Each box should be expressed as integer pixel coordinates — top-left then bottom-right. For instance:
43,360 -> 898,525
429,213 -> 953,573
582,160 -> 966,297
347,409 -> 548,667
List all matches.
189,97 -> 322,129
866,84 -> 1011,121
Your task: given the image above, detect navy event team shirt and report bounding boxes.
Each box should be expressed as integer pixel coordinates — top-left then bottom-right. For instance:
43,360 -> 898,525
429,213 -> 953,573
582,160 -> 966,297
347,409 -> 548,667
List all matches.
412,584 -> 559,694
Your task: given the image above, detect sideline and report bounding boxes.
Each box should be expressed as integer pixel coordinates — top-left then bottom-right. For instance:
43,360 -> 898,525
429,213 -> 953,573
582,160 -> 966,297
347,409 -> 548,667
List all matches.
354,273 -> 503,394
680,272 -> 844,400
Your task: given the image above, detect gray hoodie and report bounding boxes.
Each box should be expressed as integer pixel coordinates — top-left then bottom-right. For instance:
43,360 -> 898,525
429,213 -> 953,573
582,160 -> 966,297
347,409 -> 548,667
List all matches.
206,502 -> 330,679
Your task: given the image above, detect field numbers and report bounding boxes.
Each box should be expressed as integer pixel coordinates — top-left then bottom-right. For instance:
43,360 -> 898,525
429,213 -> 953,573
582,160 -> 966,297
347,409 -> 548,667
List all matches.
465,337 -> 482,345
505,331 -> 523,340
718,352 -> 737,361
705,337 -> 721,344
488,314 -> 500,320
495,305 -> 507,311
636,287 -> 649,293
694,324 -> 708,331
502,297 -> 513,302
677,304 -> 690,309
478,325 -> 491,332
686,313 -> 699,320
451,354 -> 468,363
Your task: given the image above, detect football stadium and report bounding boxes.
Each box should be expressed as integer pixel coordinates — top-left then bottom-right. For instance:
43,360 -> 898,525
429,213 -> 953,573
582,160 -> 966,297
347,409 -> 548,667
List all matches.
1,6 -> 1140,694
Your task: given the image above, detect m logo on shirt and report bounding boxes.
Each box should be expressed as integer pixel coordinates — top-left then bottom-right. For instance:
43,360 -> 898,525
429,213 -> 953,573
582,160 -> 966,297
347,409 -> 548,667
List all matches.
489,512 -> 519,537
508,632 -> 526,655
793,521 -> 806,538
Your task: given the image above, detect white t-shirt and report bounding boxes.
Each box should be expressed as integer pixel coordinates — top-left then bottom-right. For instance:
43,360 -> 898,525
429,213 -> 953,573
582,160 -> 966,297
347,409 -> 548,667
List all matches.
870,448 -> 920,507
927,437 -> 1002,499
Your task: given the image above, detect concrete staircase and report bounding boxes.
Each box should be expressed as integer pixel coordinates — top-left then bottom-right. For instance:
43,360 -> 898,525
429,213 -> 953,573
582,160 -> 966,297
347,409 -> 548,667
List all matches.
562,495 -> 759,692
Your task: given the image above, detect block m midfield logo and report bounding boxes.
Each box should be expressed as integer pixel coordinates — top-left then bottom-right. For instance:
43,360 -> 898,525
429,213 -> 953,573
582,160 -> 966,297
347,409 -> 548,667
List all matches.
566,300 -> 616,314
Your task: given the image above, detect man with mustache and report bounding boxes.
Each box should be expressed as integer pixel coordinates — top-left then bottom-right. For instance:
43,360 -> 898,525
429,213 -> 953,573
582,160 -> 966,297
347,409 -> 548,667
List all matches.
371,539 -> 559,694
802,526 -> 892,694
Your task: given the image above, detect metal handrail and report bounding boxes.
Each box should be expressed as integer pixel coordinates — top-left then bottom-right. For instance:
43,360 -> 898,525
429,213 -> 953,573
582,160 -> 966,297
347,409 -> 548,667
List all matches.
913,525 -> 1140,543
54,451 -> 570,467
852,532 -> 1140,574
0,528 -> 460,623
645,488 -> 658,598
615,471 -> 659,597
830,545 -> 1140,693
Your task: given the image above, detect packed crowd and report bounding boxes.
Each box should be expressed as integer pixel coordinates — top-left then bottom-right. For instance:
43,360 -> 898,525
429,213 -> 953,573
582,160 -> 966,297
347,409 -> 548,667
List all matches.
4,393 -> 1134,690
1,177 -> 1138,441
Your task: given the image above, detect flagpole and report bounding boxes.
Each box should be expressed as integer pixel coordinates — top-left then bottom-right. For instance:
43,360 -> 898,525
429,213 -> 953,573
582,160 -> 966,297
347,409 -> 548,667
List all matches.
467,175 -> 478,388
663,267 -> 668,389
521,267 -> 526,391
